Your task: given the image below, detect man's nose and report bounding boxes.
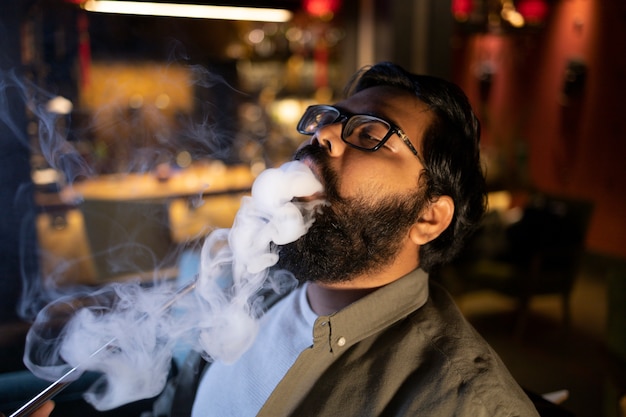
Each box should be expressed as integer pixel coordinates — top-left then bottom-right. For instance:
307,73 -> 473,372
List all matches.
310,123 -> 347,157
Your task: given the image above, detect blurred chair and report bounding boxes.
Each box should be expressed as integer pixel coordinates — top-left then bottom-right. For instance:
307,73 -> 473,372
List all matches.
79,198 -> 179,283
448,192 -> 594,336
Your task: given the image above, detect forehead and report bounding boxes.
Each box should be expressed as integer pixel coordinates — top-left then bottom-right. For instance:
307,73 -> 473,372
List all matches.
336,85 -> 433,143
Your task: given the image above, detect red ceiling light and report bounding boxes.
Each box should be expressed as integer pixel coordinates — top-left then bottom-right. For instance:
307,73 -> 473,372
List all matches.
451,0 -> 474,21
303,0 -> 341,18
516,0 -> 549,24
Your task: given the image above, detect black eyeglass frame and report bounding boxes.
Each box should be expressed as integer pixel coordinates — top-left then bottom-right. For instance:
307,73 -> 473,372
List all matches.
297,104 -> 422,160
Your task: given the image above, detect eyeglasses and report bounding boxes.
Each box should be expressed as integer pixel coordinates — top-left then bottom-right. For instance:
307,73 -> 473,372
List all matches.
296,105 -> 421,159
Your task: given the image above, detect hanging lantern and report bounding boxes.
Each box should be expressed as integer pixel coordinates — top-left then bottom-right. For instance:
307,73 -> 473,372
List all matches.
516,0 -> 549,24
451,0 -> 474,21
303,0 -> 341,19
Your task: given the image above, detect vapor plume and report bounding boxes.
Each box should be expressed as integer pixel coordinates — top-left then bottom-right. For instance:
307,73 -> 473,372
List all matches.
23,160 -> 325,410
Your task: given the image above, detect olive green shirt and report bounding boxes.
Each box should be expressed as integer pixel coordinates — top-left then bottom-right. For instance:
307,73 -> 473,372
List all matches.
157,268 -> 539,416
257,269 -> 539,416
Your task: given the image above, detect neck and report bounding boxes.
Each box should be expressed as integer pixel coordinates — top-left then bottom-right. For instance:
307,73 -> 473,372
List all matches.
306,282 -> 378,316
306,239 -> 421,316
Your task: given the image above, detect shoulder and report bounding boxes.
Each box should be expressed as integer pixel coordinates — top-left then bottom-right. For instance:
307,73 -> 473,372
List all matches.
396,281 -> 540,416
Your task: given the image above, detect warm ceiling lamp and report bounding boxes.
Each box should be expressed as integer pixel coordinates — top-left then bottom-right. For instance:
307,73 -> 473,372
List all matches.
81,0 -> 294,23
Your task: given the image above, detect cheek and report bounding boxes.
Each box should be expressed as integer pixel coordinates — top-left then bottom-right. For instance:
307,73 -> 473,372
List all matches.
336,159 -> 419,200
334,161 -> 384,199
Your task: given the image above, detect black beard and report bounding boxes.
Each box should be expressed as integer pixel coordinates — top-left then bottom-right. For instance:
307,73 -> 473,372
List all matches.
274,145 -> 426,285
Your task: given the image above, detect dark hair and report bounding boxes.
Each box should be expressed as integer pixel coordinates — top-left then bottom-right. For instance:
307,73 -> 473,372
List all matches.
345,62 -> 487,272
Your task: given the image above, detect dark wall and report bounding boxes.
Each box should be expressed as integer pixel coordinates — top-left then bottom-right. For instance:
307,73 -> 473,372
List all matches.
0,0 -> 39,323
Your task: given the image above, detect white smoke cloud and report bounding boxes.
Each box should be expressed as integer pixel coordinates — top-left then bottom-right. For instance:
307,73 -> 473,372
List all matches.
23,160 -> 325,410
194,160 -> 325,364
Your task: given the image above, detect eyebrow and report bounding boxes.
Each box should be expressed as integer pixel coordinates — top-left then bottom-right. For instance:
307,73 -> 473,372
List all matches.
333,104 -> 398,126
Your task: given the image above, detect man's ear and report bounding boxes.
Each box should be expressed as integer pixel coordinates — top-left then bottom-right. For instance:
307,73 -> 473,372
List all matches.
409,196 -> 454,245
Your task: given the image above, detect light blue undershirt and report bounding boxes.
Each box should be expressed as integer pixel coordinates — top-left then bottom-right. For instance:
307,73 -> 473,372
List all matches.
191,283 -> 317,417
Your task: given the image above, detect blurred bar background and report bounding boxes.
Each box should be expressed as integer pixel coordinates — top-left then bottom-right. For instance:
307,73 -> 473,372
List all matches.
0,1 -> 625,416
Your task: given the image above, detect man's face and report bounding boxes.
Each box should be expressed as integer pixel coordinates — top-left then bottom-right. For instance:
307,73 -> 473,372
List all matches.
276,86 -> 433,284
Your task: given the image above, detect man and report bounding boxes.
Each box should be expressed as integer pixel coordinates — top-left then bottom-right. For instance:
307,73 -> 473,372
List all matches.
28,62 -> 540,416
186,62 -> 539,416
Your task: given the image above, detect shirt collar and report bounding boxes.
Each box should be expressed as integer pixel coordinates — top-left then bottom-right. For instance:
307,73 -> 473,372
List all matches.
312,268 -> 429,353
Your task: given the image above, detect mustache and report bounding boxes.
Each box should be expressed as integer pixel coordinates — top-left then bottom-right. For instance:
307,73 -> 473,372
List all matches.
294,144 -> 342,203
